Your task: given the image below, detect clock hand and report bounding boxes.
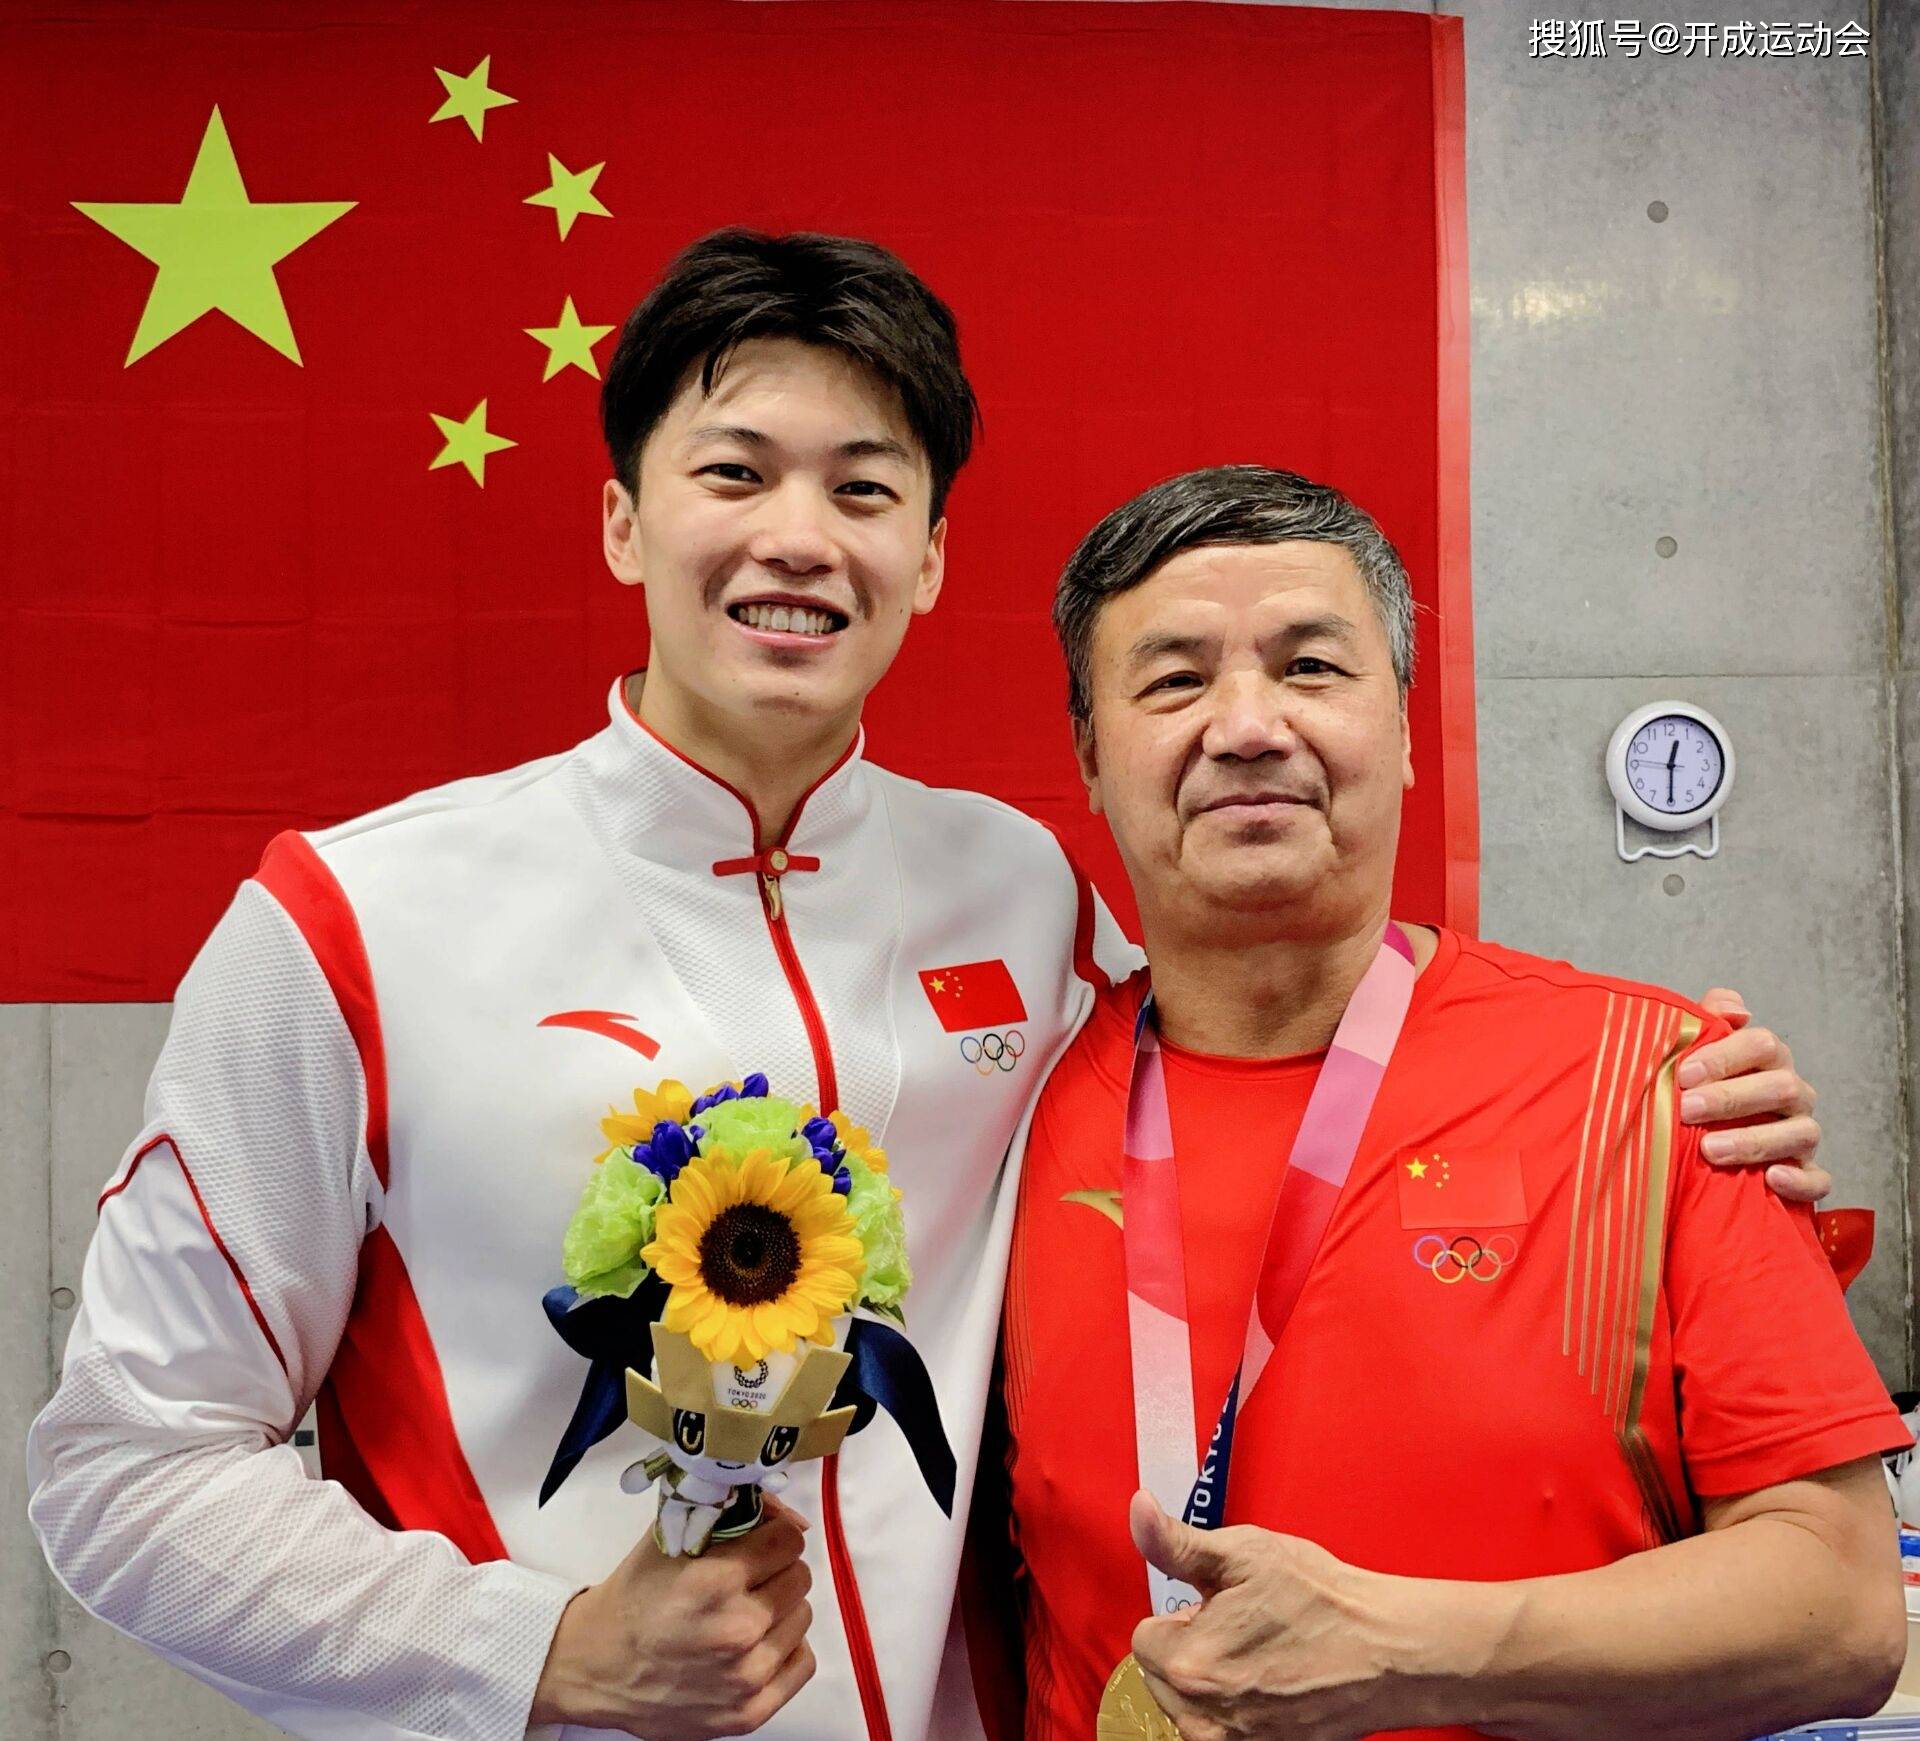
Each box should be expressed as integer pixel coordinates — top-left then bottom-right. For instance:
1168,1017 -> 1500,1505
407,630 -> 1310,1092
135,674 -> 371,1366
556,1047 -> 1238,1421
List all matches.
1666,739 -> 1678,804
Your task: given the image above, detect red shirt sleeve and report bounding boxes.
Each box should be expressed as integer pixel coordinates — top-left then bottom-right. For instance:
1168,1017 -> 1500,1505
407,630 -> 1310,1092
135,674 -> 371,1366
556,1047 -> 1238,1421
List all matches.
1662,1023 -> 1909,1498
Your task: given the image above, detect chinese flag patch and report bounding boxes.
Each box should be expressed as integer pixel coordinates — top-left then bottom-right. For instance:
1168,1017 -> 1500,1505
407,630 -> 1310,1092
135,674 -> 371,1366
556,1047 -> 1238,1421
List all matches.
1813,1207 -> 1874,1292
1396,1150 -> 1528,1229
918,960 -> 1028,1033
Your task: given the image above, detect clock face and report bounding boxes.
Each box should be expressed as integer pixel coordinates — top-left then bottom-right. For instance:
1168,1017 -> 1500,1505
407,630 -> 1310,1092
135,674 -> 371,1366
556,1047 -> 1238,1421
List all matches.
1626,715 -> 1724,815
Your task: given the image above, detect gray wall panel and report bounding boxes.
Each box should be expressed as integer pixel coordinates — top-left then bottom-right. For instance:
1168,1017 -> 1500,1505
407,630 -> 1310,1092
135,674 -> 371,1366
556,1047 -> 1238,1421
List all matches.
1478,672 -> 1909,1372
1458,0 -> 1911,1385
1464,0 -> 1888,684
1879,0 -> 1920,1385
44,1007 -> 270,1741
2,1007 -> 55,1741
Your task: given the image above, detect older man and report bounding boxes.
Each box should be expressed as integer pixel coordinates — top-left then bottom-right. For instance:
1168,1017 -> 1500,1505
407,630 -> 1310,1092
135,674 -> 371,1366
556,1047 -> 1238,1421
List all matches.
1001,465 -> 1909,1741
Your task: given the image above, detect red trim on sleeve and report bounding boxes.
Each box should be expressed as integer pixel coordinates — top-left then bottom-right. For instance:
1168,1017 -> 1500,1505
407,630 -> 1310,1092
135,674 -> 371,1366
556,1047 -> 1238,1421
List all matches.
318,1227 -> 510,1564
98,1133 -> 289,1376
250,830 -> 508,1565
253,831 -> 391,1189
1043,827 -> 1112,993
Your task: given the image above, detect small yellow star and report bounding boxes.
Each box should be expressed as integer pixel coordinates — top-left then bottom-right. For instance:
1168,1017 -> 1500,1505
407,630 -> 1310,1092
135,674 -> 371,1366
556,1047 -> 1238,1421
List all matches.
1406,1158 -> 1428,1180
525,154 -> 610,239
430,56 -> 517,141
428,399 -> 516,486
525,295 -> 615,381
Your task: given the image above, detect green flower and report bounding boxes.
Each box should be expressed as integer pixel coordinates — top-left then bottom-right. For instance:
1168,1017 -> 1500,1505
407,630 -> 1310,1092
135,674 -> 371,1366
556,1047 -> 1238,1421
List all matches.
845,1150 -> 911,1315
563,1152 -> 667,1300
697,1095 -> 812,1165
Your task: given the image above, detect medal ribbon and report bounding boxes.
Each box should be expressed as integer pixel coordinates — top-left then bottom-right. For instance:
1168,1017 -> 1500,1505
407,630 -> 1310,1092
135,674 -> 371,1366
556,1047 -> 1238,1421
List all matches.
1120,923 -> 1416,1615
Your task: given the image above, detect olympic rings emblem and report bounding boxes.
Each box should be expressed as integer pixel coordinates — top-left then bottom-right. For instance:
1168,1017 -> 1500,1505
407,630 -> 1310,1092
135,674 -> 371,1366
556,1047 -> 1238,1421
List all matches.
1410,1232 -> 1518,1284
959,1030 -> 1026,1076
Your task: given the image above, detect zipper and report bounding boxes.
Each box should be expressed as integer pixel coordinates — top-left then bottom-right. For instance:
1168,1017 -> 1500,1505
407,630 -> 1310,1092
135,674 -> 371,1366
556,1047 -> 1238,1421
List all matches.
757,863 -> 839,1115
751,865 -> 884,1739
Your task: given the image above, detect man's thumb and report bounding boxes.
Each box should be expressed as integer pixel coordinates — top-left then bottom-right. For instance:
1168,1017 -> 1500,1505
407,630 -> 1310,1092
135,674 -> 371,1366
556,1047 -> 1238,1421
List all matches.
1128,1489 -> 1236,1594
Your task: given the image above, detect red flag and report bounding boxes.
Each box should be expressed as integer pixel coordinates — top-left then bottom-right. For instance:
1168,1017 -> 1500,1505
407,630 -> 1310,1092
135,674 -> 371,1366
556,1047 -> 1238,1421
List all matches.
2,2 -> 1474,1000
918,962 -> 1028,1034
1813,1208 -> 1874,1292
1396,1150 -> 1529,1229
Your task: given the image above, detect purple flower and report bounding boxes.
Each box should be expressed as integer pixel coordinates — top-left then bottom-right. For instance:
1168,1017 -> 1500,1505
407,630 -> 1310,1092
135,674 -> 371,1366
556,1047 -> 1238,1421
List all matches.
633,1118 -> 694,1182
690,1083 -> 740,1116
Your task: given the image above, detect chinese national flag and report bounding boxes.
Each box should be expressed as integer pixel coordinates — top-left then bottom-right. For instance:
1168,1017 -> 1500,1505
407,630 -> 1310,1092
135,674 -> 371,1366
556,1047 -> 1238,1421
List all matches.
1813,1208 -> 1874,1293
1,1 -> 1474,1001
918,961 -> 1029,1035
1395,1150 -> 1528,1229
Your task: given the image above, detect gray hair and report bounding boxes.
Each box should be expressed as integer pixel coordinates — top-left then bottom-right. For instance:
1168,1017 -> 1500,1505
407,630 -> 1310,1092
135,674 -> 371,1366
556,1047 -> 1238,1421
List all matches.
1052,464 -> 1416,722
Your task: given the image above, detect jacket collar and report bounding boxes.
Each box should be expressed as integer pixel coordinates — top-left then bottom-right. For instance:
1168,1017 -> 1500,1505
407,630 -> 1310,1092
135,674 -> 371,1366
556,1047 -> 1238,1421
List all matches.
574,673 -> 868,877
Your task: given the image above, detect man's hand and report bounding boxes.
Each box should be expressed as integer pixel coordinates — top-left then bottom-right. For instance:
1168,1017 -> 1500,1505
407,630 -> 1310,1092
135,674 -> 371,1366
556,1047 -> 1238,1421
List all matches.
1682,988 -> 1829,1204
529,1493 -> 816,1738
1127,1492 -> 1433,1741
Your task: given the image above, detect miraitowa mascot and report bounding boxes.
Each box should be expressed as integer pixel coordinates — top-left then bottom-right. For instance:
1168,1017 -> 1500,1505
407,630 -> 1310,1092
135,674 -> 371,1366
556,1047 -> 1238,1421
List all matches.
538,1074 -> 955,1558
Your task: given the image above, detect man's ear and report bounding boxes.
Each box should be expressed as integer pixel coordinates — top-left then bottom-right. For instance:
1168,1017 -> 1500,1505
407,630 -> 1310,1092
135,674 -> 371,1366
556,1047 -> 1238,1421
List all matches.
603,478 -> 644,588
1400,699 -> 1415,791
911,516 -> 948,616
1073,716 -> 1105,817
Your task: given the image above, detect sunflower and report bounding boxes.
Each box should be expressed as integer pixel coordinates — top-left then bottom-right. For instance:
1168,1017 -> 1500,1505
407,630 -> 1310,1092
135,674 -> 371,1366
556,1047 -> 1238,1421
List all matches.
642,1147 -> 864,1365
600,1079 -> 697,1151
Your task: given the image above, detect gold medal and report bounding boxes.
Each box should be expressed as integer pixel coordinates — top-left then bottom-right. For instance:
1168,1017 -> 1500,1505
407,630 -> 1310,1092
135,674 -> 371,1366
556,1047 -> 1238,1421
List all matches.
1096,1653 -> 1178,1739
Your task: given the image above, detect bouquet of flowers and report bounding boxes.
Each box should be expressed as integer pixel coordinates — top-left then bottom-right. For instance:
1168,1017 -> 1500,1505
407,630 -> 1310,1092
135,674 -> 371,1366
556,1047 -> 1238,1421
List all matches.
539,1073 -> 950,1555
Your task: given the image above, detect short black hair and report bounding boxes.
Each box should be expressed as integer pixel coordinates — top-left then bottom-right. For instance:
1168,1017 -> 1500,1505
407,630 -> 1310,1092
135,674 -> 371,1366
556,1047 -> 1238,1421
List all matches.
601,228 -> 979,522
1053,465 -> 1416,723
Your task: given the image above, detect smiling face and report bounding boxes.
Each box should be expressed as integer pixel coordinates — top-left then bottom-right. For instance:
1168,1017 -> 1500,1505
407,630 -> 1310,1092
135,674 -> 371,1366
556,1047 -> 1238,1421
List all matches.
1076,540 -> 1413,939
604,336 -> 946,757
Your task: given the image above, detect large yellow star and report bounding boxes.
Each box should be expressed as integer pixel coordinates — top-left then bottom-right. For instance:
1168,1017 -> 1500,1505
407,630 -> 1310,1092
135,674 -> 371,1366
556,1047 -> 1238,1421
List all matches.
525,154 -> 610,239
431,56 -> 516,141
428,400 -> 516,486
1406,1158 -> 1428,1179
74,107 -> 355,366
525,296 -> 615,381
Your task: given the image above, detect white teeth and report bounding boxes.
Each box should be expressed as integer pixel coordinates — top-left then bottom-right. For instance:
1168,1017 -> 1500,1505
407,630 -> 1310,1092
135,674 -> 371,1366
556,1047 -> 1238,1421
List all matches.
736,603 -> 837,636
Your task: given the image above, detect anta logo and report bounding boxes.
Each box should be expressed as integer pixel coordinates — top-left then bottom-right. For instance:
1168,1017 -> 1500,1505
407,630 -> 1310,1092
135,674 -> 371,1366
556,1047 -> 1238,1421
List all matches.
536,1010 -> 661,1059
1062,1188 -> 1124,1228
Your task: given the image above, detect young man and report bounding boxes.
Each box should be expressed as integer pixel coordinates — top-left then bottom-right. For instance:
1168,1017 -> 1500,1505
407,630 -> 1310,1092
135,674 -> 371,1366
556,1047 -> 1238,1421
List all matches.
1003,465 -> 1909,1741
29,234 -> 1826,1741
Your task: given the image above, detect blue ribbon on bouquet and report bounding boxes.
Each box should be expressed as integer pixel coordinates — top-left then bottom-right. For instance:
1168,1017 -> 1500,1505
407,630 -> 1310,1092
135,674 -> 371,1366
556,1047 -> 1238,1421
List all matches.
537,1285 -> 955,1516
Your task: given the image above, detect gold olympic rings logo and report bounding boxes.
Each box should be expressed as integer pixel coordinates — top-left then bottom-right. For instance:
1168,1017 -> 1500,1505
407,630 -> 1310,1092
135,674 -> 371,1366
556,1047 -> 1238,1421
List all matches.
1412,1233 -> 1518,1284
960,1030 -> 1026,1075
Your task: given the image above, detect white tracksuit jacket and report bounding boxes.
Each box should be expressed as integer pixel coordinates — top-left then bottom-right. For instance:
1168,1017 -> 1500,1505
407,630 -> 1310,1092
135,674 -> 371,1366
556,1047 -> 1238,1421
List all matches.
26,677 -> 1139,1741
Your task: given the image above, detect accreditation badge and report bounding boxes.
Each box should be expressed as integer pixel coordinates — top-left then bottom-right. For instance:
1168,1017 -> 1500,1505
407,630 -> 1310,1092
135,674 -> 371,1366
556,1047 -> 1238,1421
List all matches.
1097,1654 -> 1177,1739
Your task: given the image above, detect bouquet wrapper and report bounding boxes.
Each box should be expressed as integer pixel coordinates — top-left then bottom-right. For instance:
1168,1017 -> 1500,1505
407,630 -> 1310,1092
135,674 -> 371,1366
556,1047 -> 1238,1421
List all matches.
538,1284 -> 956,1554
626,1322 -> 858,1555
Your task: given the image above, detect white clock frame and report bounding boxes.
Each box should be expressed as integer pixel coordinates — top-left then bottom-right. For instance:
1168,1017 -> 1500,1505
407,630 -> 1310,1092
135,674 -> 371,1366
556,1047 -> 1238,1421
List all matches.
1606,700 -> 1735,863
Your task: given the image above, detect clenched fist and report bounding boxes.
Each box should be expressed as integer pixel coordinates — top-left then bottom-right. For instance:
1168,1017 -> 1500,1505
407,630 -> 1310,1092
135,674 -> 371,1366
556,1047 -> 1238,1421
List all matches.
529,1492 -> 817,1738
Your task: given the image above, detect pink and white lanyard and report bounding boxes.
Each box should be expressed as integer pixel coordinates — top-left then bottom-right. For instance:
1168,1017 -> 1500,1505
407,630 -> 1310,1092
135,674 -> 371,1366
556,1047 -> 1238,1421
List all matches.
1121,924 -> 1417,1615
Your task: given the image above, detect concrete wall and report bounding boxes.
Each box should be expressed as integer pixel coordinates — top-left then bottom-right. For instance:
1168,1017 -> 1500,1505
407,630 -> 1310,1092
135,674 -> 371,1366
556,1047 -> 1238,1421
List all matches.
4,2 -> 1913,1735
1881,0 -> 1920,1391
1464,0 -> 1913,1382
